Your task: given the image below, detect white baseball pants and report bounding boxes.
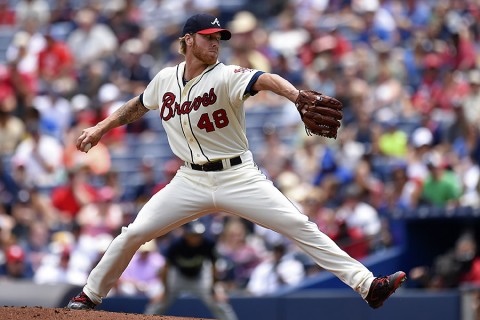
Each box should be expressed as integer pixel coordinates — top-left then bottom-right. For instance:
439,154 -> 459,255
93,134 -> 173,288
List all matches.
83,151 -> 374,305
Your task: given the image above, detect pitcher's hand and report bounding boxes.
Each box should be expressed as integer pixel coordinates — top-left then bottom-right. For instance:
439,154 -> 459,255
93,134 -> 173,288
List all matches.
76,125 -> 103,153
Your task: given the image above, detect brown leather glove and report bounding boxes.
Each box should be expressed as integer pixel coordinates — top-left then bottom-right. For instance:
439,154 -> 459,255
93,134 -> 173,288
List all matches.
295,90 -> 343,138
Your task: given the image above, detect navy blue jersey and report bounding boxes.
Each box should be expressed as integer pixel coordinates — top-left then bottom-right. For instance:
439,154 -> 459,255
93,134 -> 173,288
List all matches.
165,236 -> 217,278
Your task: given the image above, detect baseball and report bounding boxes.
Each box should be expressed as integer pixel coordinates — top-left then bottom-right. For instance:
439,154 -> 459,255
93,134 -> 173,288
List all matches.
84,143 -> 92,152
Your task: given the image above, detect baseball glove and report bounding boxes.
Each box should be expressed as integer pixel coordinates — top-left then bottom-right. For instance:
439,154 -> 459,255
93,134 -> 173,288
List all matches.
295,90 -> 343,138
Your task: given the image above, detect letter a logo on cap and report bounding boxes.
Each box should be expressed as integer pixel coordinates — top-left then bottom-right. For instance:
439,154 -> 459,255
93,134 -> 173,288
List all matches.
182,14 -> 231,40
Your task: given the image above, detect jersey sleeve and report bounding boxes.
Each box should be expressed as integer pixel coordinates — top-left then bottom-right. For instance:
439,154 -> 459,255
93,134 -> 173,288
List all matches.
245,71 -> 264,96
225,65 -> 262,104
141,70 -> 163,110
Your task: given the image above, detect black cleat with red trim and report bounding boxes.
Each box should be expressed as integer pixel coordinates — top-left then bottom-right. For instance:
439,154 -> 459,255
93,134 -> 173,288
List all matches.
365,271 -> 407,309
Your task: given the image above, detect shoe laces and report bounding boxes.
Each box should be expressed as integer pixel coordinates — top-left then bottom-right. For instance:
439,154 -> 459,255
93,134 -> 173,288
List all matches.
72,292 -> 95,306
371,275 -> 392,296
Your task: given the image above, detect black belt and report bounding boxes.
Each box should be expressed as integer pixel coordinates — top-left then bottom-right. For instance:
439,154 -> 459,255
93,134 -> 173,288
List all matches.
190,156 -> 242,171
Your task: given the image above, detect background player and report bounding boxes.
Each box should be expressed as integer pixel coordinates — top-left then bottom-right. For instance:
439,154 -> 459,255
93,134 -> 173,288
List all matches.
67,13 -> 406,312
144,220 -> 238,320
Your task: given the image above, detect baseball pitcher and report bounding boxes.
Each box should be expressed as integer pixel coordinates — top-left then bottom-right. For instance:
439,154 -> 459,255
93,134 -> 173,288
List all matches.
67,13 -> 406,313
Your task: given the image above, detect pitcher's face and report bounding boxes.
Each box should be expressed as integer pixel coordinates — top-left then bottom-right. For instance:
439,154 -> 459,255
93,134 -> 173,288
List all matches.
191,33 -> 221,65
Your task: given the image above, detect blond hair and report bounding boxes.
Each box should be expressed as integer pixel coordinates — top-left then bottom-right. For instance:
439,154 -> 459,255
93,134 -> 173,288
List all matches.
178,35 -> 187,55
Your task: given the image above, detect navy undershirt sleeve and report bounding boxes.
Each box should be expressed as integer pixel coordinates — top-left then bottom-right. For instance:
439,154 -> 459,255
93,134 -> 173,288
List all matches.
138,93 -> 145,107
244,71 -> 265,96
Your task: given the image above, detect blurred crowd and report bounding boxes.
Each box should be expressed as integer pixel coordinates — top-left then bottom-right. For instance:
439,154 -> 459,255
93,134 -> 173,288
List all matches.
1,0 -> 480,298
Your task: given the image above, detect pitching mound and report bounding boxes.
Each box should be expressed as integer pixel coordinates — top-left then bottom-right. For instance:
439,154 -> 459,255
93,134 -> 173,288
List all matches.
1,306 -> 212,320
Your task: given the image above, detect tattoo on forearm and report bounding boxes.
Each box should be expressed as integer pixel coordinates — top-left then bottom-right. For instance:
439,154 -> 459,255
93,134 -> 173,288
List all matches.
115,98 -> 149,126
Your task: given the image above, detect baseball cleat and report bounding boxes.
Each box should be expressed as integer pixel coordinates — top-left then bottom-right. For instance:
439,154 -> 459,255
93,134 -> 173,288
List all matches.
66,291 -> 97,310
365,271 -> 407,309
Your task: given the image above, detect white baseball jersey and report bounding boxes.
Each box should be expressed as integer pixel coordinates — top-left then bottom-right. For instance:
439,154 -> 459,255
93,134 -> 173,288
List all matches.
142,61 -> 261,164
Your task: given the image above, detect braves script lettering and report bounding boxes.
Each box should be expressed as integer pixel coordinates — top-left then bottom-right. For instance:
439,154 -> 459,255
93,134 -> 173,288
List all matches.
234,67 -> 253,73
161,88 -> 217,121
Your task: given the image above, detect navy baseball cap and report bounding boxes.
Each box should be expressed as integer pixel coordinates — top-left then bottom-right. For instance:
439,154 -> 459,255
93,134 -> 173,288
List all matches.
182,13 -> 231,40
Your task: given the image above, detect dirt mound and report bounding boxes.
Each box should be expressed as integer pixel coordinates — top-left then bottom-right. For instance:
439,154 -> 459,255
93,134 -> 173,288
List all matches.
1,306 -> 212,320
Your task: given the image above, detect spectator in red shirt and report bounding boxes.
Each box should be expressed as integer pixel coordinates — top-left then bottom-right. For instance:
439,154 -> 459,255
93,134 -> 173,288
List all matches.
51,166 -> 97,226
411,53 -> 445,115
451,23 -> 476,71
37,31 -> 76,95
0,1 -> 15,26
